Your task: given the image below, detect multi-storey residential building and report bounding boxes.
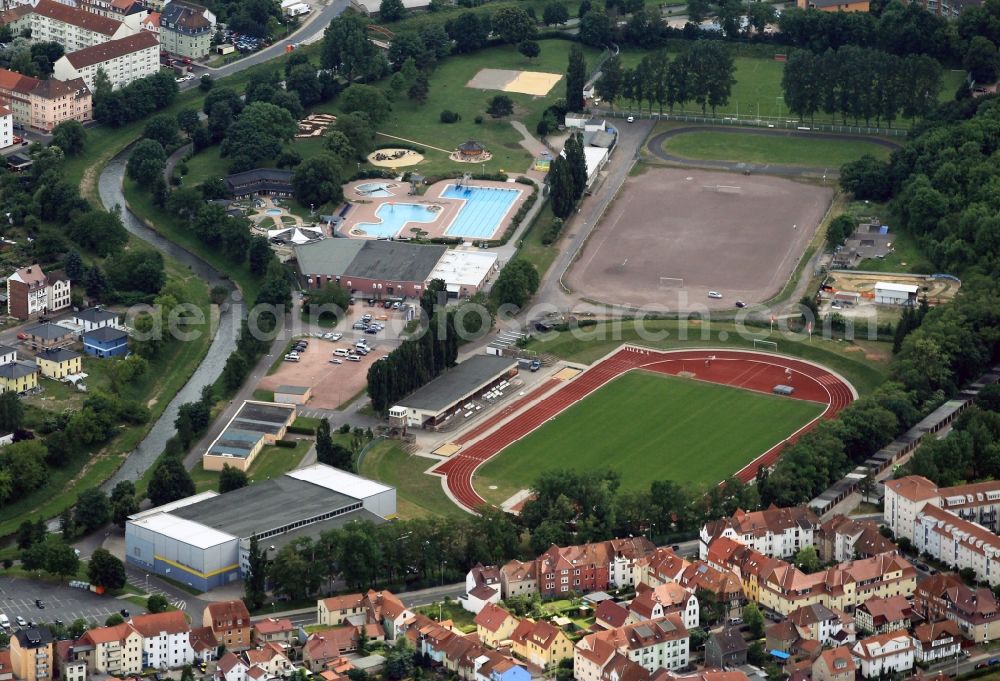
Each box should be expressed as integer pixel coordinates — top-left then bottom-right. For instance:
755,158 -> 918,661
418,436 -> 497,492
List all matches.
26,0 -> 137,52
676,561 -> 746,620
509,619 -> 574,669
53,30 -> 159,90
76,623 -> 143,676
704,628 -> 748,669
700,506 -> 820,559
914,504 -> 1000,587
159,0 -> 213,59
474,603 -> 519,649
129,611 -> 193,669
500,538 -> 655,599
6,265 -> 71,320
0,105 -> 11,149
855,595 -> 912,635
911,620 -> 962,664
816,515 -> 898,563
914,573 -> 1000,643
0,69 -> 91,131
851,632 -> 914,678
786,603 -> 855,647
203,600 -> 252,651
315,590 -> 411,641
633,547 -> 690,588
627,582 -> 699,630
11,627 -> 55,681
706,537 -> 916,616
575,616 -> 689,677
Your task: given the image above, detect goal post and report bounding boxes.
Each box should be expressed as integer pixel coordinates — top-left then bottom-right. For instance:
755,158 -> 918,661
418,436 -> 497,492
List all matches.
659,276 -> 684,288
753,339 -> 778,353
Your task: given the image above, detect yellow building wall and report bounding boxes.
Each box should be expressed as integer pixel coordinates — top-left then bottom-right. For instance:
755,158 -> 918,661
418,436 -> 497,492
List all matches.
38,356 -> 81,379
0,372 -> 37,394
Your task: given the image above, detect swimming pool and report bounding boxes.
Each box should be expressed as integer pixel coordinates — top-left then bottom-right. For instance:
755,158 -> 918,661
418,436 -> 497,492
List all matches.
356,182 -> 394,198
441,185 -> 521,239
354,203 -> 438,238
265,208 -> 282,216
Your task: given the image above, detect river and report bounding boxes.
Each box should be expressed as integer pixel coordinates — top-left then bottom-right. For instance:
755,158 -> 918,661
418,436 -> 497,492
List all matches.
97,150 -> 240,491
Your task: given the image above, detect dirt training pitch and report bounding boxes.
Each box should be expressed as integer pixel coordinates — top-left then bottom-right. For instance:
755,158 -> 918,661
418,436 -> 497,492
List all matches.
567,168 -> 833,311
466,68 -> 562,96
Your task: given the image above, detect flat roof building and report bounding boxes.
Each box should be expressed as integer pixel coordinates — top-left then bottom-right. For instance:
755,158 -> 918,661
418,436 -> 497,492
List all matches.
203,400 -> 296,472
125,463 -> 395,592
427,250 -> 499,298
395,354 -> 518,428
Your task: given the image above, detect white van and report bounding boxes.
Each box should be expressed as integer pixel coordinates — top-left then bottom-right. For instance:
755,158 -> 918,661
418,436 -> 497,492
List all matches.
333,348 -> 350,357
0,614 -> 9,629
355,340 -> 368,349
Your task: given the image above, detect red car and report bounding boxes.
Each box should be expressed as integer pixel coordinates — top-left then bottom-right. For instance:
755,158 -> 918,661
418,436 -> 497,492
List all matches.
16,332 -> 27,340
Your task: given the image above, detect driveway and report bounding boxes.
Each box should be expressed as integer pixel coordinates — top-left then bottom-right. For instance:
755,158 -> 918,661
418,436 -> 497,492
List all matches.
0,576 -> 134,627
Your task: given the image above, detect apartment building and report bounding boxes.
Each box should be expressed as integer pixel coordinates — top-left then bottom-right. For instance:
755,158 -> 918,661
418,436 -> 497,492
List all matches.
816,515 -> 898,563
159,0 -> 213,59
0,106 -> 11,149
27,0 -> 137,52
627,582 -> 699,630
6,265 -> 71,320
851,632 -> 914,678
700,506 -> 820,559
575,616 -> 689,678
0,69 -> 91,131
53,30 -> 159,90
914,573 -> 1000,643
129,611 -> 194,669
11,628 -> 55,681
76,623 -> 143,676
855,595 -> 913,635
203,600 -> 252,652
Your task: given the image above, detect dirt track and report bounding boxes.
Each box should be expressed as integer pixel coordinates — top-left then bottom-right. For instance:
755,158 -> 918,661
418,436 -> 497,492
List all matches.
565,167 -> 833,311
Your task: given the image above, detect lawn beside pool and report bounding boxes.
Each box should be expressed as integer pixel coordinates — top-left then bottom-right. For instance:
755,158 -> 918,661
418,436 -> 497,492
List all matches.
474,371 -> 825,505
659,130 -> 893,167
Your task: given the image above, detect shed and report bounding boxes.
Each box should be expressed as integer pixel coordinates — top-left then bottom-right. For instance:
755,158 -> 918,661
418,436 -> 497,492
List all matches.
457,140 -> 487,159
874,281 -> 918,305
274,385 -> 312,405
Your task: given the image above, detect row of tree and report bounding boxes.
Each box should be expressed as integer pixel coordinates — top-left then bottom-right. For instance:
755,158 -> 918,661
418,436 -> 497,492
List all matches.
908,390 -> 1000,486
94,71 -> 179,128
596,43 -> 736,115
548,131 -> 588,220
781,46 -> 942,127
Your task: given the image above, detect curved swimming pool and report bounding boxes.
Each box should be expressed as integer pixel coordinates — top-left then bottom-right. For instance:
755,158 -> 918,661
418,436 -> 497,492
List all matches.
265,208 -> 282,216
354,203 -> 438,238
356,182 -> 395,198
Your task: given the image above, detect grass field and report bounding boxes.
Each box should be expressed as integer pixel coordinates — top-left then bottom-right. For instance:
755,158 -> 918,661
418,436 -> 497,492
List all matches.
475,371 -> 824,504
660,130 -> 893,167
359,441 -> 465,519
189,440 -> 311,493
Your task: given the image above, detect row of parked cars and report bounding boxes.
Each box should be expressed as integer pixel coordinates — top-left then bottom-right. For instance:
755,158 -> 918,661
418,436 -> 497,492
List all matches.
352,313 -> 384,335
284,338 -> 310,362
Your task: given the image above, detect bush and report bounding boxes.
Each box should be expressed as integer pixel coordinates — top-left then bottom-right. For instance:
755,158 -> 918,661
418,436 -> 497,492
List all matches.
474,115 -> 484,124
373,141 -> 425,154
273,439 -> 297,448
440,109 -> 461,123
286,425 -> 316,435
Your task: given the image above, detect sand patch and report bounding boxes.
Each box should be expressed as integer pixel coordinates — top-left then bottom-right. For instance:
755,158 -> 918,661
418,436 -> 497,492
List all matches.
433,443 -> 461,457
367,148 -> 424,168
466,68 -> 562,96
552,367 -> 581,381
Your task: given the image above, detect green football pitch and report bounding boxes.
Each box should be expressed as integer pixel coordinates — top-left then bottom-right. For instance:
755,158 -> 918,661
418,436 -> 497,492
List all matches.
474,371 -> 825,504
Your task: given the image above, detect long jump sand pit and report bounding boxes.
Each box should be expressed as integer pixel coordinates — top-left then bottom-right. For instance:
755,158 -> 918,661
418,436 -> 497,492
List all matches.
567,168 -> 833,311
466,68 -> 562,96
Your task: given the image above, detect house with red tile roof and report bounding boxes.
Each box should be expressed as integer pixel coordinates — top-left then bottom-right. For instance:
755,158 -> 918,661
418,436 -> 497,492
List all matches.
911,620 -> 962,664
816,514 -> 898,563
633,548 -> 690,588
26,0 -> 138,51
855,595 -> 913,635
188,626 -> 218,663
316,590 -> 412,640
852,631 -> 914,678
462,564 -> 503,614
595,600 -> 630,630
53,30 -> 159,90
203,600 -> 252,651
302,625 -> 383,672
53,640 -> 86,681
914,572 -> 1000,643
474,603 -> 518,648
129,611 -> 194,669
699,506 -> 820,560
76,623 -> 143,676
510,619 -> 573,668
576,615 -> 689,677
253,618 -> 295,646
812,646 -> 855,681
628,582 -> 699,630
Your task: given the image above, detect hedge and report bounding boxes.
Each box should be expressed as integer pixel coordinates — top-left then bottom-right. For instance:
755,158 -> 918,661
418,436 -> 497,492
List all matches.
273,439 -> 298,448
285,424 -> 316,435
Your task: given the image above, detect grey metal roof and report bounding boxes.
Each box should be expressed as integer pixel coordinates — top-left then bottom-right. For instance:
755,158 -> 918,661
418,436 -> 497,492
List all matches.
36,347 -> 80,363
294,239 -> 365,278
345,241 -> 447,284
248,507 -> 386,553
0,361 -> 35,379
276,385 -> 309,395
26,322 -> 73,340
398,354 -> 518,413
207,401 -> 295,458
83,326 -> 127,342
171,475 -> 361,540
74,308 -> 118,324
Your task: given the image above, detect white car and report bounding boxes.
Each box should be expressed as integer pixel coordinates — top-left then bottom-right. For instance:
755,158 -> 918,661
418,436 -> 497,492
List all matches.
329,332 -> 342,341
329,358 -> 343,364
707,291 -> 723,299
627,115 -> 635,123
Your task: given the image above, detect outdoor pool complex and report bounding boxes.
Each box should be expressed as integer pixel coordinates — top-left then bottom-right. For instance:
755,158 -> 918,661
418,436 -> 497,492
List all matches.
441,185 -> 520,238
356,182 -> 394,198
355,203 -> 438,238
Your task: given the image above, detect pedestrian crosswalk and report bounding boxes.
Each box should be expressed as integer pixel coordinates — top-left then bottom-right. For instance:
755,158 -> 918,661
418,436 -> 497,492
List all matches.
125,574 -> 187,611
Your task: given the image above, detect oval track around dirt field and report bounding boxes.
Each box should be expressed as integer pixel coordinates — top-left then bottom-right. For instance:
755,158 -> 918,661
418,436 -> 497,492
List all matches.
432,346 -> 856,513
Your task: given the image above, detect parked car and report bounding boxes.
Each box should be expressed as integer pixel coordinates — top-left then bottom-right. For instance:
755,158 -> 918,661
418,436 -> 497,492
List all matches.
35,599 -> 44,609
346,355 -> 361,362
707,291 -> 723,299
735,300 -> 747,308
392,301 -> 401,309
15,616 -> 26,627
365,327 -> 378,335
329,358 -> 343,364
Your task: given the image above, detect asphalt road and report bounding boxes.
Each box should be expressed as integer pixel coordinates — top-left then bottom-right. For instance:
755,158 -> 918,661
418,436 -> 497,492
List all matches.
0,576 -> 134,628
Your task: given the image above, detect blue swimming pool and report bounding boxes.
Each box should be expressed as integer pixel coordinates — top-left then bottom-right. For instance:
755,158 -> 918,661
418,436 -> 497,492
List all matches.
441,185 -> 521,239
354,203 -> 438,238
356,182 -> 394,198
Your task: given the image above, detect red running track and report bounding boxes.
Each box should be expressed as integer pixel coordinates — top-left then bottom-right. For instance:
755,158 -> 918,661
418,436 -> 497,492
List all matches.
432,346 -> 856,512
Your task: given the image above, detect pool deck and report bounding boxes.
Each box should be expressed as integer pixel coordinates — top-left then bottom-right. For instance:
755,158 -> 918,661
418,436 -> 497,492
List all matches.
339,178 -> 527,241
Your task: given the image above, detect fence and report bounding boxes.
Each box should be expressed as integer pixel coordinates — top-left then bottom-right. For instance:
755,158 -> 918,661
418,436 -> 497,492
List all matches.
353,434 -> 386,474
603,109 -> 910,137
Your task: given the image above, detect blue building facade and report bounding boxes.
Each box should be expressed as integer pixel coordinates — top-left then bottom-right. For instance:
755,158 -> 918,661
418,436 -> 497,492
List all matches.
82,327 -> 128,358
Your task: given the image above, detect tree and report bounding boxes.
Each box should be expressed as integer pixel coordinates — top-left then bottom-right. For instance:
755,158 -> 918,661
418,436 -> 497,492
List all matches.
794,545 -> 821,573
44,539 -> 80,580
408,73 -> 429,103
447,12 -> 490,54
127,139 -> 167,188
305,283 -> 350,323
74,488 -> 110,534
293,155 -> 344,208
518,40 -> 540,61
965,36 -> 999,83
110,480 -> 138,528
148,457 -> 196,507
595,55 -> 624,108
220,102 -> 297,172
321,14 -> 387,82
385,639 -> 415,680
340,84 -> 392,126
143,113 -> 180,148
147,594 -> 169,613
687,0 -> 710,21
50,120 -> 86,156
333,112 -> 376,160
380,0 -> 405,21
743,602 -> 765,638
543,3 -> 569,25
317,418 -> 353,470
59,507 -> 75,540
487,95 -> 514,119
563,132 -> 588,199
840,154 -> 892,200
105,614 -> 125,626
491,260 -> 540,309
826,214 -> 856,248
566,44 -> 587,111
219,464 -> 249,493
0,392 -> 24,432
491,7 -> 535,44
579,9 -> 611,47
548,155 -> 576,219
244,534 -> 268,611
67,211 -> 129,258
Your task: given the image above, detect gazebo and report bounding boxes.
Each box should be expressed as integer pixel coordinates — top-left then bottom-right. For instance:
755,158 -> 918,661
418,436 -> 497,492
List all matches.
457,140 -> 487,159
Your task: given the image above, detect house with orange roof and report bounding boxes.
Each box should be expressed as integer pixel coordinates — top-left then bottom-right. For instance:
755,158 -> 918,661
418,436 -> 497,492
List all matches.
140,11 -> 160,32
317,595 -> 365,628
598,652 -> 652,681
699,506 -> 820,560
575,616 -> 689,678
128,611 -> 193,669
215,652 -> 249,681
253,618 -> 295,646
627,582 -> 699,630
884,475 -> 943,539
670,671 -> 750,681
509,619 -> 573,668
914,573 -> 1000,643
633,547 -> 690,588
856,595 -> 912,635
911,620 -> 962,664
302,625 -> 383,672
474,603 -> 518,648
188,626 -> 218,664
852,631 -> 914,678
76,622 -> 143,676
915,503 -> 1000,588
243,643 -> 292,678
462,564 -> 503,614
203,600 -> 252,651
812,646 -> 855,681
677,561 -> 745,621
315,590 -> 411,640
595,600 -> 629,630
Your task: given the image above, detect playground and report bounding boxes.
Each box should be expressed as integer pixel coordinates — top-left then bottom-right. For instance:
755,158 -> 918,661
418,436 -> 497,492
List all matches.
565,167 -> 832,311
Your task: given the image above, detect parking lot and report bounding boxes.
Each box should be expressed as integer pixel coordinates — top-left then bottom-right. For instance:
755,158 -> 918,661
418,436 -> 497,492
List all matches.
0,576 -> 137,628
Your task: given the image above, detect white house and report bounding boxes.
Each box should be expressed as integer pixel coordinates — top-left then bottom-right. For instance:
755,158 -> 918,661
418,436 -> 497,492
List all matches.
700,507 -> 820,560
72,307 -> 119,333
627,583 -> 699,631
462,564 -> 502,614
53,30 -> 159,90
0,106 -> 12,149
851,632 -> 913,679
129,611 -> 194,670
215,652 -> 248,681
911,621 -> 962,664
